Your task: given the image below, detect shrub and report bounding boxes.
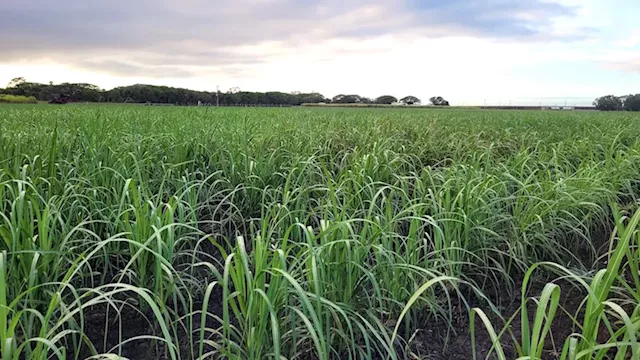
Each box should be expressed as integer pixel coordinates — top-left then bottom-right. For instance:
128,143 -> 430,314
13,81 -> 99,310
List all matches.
0,94 -> 38,104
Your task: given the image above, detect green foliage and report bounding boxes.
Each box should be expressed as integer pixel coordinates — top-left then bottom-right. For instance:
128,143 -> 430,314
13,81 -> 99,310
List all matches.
471,206 -> 640,360
6,77 -> 25,88
400,96 -> 421,105
375,95 -> 398,104
623,94 -> 640,111
0,94 -> 37,104
593,93 -> 640,111
2,82 -> 100,103
429,96 -> 450,106
0,106 -> 638,359
331,94 -> 363,103
593,95 -> 623,111
1,78 -> 450,107
1,81 -> 328,106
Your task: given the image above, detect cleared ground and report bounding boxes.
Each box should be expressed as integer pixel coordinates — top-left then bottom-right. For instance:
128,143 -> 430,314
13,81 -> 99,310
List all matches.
0,105 -> 639,359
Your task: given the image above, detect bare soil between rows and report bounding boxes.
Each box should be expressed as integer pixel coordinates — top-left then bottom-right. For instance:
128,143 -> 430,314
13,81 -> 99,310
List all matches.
76,226 -> 614,359
76,281 -> 599,360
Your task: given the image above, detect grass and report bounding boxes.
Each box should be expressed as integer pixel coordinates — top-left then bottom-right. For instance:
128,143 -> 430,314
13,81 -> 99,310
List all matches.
0,104 -> 638,359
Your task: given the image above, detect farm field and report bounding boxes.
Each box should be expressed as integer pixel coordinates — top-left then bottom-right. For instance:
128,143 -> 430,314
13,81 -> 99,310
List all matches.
0,105 -> 639,360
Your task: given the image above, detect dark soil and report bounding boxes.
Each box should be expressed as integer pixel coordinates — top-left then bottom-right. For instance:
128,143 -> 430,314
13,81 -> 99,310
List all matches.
79,303 -> 161,360
407,221 -> 616,360
76,281 -> 607,360
77,289 -> 226,360
74,223 -> 619,359
410,282 -> 594,360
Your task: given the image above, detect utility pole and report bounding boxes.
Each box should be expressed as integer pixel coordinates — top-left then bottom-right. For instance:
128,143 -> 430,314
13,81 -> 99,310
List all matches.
216,85 -> 219,107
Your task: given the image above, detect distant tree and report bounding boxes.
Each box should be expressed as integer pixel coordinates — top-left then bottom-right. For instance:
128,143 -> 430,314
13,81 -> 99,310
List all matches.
239,92 -> 260,105
332,94 -> 361,104
226,91 -> 241,105
7,77 -> 26,88
0,76 -> 333,106
73,83 -> 102,102
429,96 -> 450,106
593,95 -> 623,111
48,94 -> 69,104
359,97 -> 373,104
265,91 -> 296,105
399,96 -> 421,105
375,95 -> 398,104
344,95 -> 362,103
622,94 -> 640,111
298,93 -> 325,104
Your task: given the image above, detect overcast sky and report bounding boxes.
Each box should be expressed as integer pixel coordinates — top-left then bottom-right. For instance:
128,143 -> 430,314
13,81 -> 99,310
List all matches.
1,0 -> 638,105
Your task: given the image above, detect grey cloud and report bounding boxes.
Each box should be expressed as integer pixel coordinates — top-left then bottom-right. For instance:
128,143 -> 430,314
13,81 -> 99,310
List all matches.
77,60 -> 198,78
408,0 -> 571,37
0,0 -> 590,77
76,59 -> 260,80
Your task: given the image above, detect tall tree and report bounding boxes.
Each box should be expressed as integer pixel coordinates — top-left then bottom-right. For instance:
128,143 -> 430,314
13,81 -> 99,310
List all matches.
375,95 -> 397,104
6,77 -> 26,88
429,96 -> 450,106
593,95 -> 623,111
332,94 -> 362,104
623,94 -> 640,111
303,93 -> 324,104
399,96 -> 421,105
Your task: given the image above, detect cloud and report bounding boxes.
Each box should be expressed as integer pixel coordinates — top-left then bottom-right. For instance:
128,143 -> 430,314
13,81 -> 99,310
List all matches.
407,0 -> 573,37
0,0 -> 589,79
76,60 -> 199,78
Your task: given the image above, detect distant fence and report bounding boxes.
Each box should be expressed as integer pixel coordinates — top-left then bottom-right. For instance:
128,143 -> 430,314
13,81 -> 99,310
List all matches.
86,102 -> 600,111
195,103 -> 294,107
480,106 -> 597,111
300,103 -> 461,109
143,102 -> 296,107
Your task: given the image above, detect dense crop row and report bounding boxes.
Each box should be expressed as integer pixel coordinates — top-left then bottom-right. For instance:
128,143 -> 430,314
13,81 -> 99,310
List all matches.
0,105 -> 638,359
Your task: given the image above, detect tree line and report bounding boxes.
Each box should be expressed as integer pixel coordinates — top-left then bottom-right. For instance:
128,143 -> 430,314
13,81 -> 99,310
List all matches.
331,94 -> 449,106
0,77 -> 449,106
593,94 -> 640,111
1,78 -> 325,106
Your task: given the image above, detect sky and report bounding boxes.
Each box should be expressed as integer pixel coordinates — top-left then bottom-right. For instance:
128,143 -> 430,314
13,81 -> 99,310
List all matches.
1,0 -> 639,106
